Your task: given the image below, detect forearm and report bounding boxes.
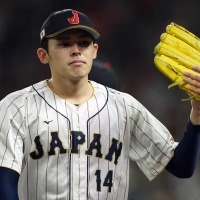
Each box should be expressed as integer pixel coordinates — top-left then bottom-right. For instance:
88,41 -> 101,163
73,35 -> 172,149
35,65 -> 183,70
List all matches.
166,120 -> 200,178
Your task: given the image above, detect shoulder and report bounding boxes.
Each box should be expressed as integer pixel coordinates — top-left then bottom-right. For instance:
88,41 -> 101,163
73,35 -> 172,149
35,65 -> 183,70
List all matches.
91,81 -> 141,107
92,81 -> 146,121
0,80 -> 48,109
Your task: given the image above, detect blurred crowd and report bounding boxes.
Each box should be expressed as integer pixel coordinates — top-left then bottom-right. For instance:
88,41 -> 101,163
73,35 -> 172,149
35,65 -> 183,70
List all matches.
0,0 -> 200,199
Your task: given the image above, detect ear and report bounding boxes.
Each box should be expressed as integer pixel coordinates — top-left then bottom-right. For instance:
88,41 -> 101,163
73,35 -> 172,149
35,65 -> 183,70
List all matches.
37,48 -> 49,64
93,44 -> 99,59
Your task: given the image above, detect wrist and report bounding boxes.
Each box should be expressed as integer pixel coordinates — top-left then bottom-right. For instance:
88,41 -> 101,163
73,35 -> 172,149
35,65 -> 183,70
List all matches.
190,108 -> 200,125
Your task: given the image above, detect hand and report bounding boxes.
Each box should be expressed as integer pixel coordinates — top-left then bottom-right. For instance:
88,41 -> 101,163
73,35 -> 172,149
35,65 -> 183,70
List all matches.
183,66 -> 200,95
183,66 -> 200,125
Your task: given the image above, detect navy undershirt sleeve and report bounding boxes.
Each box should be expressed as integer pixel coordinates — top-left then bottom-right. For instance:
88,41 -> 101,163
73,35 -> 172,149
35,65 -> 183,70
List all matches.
166,120 -> 200,178
0,167 -> 19,200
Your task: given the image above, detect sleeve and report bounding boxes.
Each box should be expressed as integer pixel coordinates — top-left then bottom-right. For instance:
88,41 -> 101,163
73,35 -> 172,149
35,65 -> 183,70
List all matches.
166,119 -> 200,178
0,167 -> 19,200
128,98 -> 178,181
0,94 -> 25,174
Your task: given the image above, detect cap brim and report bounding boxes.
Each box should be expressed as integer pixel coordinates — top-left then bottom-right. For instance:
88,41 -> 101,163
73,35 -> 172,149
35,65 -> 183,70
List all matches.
46,25 -> 100,40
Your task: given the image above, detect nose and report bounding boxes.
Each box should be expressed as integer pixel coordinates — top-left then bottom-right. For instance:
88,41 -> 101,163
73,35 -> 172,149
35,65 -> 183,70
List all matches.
70,43 -> 81,56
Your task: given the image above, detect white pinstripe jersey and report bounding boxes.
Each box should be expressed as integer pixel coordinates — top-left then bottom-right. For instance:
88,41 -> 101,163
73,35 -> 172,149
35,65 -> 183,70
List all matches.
0,80 -> 178,200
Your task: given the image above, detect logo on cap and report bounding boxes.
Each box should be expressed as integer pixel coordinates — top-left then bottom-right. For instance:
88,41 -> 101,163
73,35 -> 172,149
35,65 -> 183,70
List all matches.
67,11 -> 79,24
40,29 -> 45,40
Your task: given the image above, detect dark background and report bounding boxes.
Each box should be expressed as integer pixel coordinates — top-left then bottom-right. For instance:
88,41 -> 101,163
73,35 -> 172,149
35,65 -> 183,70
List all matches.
0,0 -> 200,199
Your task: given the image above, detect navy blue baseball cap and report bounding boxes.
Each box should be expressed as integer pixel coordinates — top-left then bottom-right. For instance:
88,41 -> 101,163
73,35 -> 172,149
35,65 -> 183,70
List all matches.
40,9 -> 100,45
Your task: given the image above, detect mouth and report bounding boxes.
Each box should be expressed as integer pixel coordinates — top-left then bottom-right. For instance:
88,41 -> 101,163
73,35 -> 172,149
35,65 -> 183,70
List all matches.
69,60 -> 86,66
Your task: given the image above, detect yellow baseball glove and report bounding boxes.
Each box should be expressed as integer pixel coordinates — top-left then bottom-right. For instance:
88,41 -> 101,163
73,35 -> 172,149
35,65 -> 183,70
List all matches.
154,22 -> 200,100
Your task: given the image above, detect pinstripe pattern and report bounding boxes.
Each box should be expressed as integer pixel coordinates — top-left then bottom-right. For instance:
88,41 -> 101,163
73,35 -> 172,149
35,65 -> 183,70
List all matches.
0,80 -> 178,200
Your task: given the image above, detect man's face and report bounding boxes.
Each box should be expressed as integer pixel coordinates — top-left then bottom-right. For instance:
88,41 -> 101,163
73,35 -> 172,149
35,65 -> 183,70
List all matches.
46,29 -> 98,82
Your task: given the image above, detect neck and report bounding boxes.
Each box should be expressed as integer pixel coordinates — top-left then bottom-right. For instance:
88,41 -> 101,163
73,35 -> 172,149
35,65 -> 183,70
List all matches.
47,77 -> 93,105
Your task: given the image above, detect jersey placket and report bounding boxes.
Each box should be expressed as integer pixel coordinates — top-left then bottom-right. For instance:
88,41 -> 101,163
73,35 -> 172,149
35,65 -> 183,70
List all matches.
71,106 -> 88,200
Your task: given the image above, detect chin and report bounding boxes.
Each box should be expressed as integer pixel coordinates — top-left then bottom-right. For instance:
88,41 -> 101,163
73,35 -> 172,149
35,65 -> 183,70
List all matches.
72,74 -> 88,81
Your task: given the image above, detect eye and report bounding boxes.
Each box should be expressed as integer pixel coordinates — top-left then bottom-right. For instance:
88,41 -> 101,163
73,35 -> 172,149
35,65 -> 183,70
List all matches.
78,40 -> 92,47
58,42 -> 70,47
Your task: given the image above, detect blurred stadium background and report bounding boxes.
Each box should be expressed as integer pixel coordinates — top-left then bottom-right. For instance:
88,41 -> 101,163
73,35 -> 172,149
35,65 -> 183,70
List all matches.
0,0 -> 200,199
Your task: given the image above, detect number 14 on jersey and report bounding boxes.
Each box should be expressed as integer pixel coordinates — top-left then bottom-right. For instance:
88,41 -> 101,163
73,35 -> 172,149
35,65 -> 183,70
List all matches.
95,170 -> 113,192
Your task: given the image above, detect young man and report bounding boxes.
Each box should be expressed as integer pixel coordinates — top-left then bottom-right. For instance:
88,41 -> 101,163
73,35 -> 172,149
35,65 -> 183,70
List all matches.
0,9 -> 200,200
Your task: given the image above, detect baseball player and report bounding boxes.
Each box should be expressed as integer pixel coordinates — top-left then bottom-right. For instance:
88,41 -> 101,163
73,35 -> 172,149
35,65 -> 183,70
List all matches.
0,9 -> 200,200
